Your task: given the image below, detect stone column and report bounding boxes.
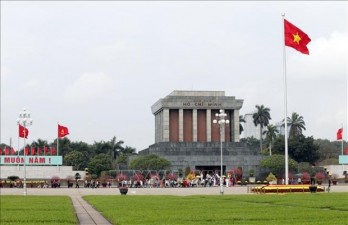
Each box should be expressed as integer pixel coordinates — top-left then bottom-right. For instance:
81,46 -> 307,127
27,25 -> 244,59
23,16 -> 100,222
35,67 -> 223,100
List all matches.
179,109 -> 184,142
234,109 -> 240,142
206,109 -> 211,142
193,109 -> 197,142
155,113 -> 160,143
163,109 -> 170,142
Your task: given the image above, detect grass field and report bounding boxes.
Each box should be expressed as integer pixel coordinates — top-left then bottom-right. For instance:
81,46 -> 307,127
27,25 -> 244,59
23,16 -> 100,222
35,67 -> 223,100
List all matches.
0,196 -> 77,225
84,193 -> 348,225
1,193 -> 347,225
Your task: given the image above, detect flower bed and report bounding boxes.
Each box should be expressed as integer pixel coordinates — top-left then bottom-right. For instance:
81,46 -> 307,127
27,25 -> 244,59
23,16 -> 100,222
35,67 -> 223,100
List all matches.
251,184 -> 325,193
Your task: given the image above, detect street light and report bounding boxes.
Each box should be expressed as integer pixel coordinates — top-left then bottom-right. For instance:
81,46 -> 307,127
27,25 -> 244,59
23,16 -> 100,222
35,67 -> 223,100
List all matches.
17,108 -> 32,196
213,109 -> 229,195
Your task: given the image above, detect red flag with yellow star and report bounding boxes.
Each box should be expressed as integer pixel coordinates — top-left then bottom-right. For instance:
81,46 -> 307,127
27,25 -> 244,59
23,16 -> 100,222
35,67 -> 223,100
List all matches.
284,19 -> 311,54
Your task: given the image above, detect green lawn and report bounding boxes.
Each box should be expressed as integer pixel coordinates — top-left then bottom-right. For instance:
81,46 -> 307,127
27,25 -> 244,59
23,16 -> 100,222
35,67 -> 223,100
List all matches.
0,196 -> 77,225
84,193 -> 348,225
1,194 -> 347,225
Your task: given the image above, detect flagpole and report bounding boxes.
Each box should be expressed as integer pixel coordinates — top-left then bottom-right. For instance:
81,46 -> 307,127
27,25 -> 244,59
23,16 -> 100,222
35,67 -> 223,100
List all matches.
18,127 -> 20,170
57,122 -> 59,156
282,13 -> 289,185
341,124 -> 344,156
57,122 -> 59,170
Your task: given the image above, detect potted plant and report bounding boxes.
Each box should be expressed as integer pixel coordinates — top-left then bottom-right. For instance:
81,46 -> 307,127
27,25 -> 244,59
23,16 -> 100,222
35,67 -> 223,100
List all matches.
248,169 -> 255,183
315,172 -> 325,185
332,174 -> 338,185
116,174 -> 128,195
301,172 -> 311,184
132,172 -> 144,188
266,172 -> 277,185
7,176 -> 19,188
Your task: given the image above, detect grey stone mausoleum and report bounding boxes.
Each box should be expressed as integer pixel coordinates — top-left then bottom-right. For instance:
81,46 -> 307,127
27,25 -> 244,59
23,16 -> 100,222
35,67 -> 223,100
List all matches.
139,91 -> 264,177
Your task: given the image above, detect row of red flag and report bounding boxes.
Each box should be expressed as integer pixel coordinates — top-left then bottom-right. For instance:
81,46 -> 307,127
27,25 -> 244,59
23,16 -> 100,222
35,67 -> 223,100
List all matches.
19,124 -> 69,139
0,146 -> 57,156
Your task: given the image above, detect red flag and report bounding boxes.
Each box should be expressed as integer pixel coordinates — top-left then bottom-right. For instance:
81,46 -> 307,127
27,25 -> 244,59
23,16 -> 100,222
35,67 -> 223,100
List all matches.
0,148 -> 2,155
44,146 -> 48,155
25,147 -> 29,155
19,124 -> 29,138
31,147 -> 35,155
37,147 -> 41,155
5,147 -> 10,155
345,147 -> 348,155
50,147 -> 56,155
337,128 -> 343,140
11,148 -> 16,155
58,124 -> 69,138
284,19 -> 311,54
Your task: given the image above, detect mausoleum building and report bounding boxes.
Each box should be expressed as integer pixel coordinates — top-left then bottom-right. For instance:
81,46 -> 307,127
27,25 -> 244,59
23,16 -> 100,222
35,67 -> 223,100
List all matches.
139,91 -> 264,176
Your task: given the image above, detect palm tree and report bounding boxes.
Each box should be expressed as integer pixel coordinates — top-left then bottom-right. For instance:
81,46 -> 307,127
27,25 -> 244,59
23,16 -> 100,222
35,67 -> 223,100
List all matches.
107,136 -> 124,169
263,124 -> 279,156
285,112 -> 306,139
239,115 -> 246,135
116,146 -> 137,166
253,105 -> 271,151
31,138 -> 48,148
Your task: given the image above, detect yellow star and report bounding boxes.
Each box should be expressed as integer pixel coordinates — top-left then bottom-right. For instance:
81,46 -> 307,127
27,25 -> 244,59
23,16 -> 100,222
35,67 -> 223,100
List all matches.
292,32 -> 302,45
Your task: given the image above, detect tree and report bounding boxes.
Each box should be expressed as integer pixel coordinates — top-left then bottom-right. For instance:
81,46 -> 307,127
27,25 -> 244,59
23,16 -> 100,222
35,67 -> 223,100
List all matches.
108,136 -> 124,160
64,150 -> 87,170
263,124 -> 279,156
314,139 -> 345,161
129,154 -> 171,170
52,137 -> 72,158
272,135 -> 320,164
88,153 -> 112,177
240,137 -> 260,151
285,112 -> 306,139
31,138 -> 49,148
239,115 -> 246,135
252,105 -> 271,151
69,141 -> 93,164
116,146 -> 136,166
288,135 -> 319,164
260,154 -> 298,178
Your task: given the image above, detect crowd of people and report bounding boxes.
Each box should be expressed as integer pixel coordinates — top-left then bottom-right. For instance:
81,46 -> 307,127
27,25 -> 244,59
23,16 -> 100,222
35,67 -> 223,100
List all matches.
99,172 -> 240,189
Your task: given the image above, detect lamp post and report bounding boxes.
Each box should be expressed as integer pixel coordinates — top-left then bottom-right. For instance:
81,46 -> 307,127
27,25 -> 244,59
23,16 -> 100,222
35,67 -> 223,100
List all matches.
17,108 -> 32,196
213,109 -> 229,195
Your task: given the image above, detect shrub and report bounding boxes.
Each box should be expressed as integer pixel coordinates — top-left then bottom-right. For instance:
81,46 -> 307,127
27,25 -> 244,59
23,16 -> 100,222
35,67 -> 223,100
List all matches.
301,172 -> 311,181
266,173 -> 277,183
315,172 -> 325,181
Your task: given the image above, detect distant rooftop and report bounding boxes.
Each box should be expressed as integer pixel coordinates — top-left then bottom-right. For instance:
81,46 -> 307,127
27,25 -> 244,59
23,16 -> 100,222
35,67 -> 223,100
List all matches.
169,90 -> 225,97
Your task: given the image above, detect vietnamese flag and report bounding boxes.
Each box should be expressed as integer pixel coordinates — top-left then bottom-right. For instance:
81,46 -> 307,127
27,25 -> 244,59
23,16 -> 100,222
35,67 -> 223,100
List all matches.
11,148 -> 16,155
37,147 -> 41,155
337,128 -> 343,140
345,147 -> 348,155
0,148 -> 2,155
5,147 -> 10,155
58,124 -> 69,138
19,124 -> 29,138
284,19 -> 311,54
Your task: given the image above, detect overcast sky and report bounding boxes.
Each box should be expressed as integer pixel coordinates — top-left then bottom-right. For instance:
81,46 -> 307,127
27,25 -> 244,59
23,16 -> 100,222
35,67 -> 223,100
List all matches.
1,1 -> 347,152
